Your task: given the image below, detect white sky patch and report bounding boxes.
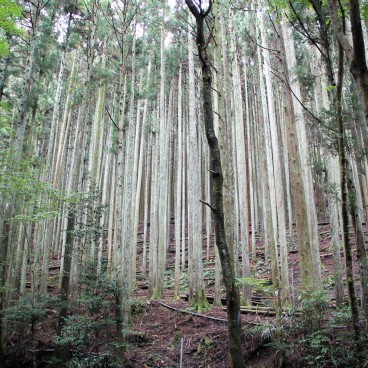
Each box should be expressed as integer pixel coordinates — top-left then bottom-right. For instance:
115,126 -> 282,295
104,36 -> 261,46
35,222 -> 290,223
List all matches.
168,0 -> 210,10
165,31 -> 173,46
168,0 -> 177,8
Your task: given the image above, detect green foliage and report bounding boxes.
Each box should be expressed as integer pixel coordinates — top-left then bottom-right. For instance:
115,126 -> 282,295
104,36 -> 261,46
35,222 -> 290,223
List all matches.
324,180 -> 340,202
68,353 -> 114,368
136,85 -> 158,100
298,331 -> 331,367
196,336 -> 213,355
79,260 -> 121,313
203,268 -> 215,286
0,0 -> 22,57
236,277 -> 272,296
300,290 -> 328,332
5,292 -> 59,337
0,102 -> 12,148
72,186 -> 108,252
361,0 -> 368,20
247,320 -> 276,341
56,260 -> 121,366
0,152 -> 70,223
328,306 -> 351,328
164,268 -> 175,289
264,295 -> 367,367
164,268 -> 188,291
93,66 -> 114,85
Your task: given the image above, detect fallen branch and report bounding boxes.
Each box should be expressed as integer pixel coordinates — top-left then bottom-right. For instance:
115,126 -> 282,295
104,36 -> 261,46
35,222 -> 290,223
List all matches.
156,301 -> 264,326
156,301 -> 227,323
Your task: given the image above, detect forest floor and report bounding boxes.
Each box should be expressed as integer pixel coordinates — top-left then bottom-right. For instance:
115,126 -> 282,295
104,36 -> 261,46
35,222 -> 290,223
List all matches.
4,222 -> 368,367
122,222 -> 367,367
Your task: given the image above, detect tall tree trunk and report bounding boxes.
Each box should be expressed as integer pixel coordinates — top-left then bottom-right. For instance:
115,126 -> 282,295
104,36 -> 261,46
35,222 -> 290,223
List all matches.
185,2 -> 245,366
217,6 -> 238,275
229,12 -> 251,304
174,64 -> 183,300
259,10 -> 290,303
56,208 -> 75,362
279,16 -> 321,295
336,44 -> 361,342
11,7 -> 40,155
187,24 -> 208,310
348,161 -> 368,319
152,22 -> 169,299
255,27 -> 281,309
0,205 -> 11,359
327,0 -> 368,123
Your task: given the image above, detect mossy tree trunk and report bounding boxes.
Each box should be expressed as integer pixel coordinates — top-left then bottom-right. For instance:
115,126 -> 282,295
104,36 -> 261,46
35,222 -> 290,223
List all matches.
336,44 -> 361,342
347,163 -> 368,319
56,208 -> 75,362
327,0 -> 368,123
185,1 -> 245,367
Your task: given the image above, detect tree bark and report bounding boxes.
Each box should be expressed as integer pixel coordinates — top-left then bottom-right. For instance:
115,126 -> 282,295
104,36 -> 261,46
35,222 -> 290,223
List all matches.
258,10 -> 290,303
327,0 -> 368,123
56,208 -> 75,362
278,15 -> 321,295
348,162 -> 368,319
336,44 -> 361,342
185,2 -> 245,366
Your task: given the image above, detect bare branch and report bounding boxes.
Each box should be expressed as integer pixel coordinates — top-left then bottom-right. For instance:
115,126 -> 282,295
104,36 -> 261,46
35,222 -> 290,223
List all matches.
286,3 -> 327,59
185,0 -> 200,18
203,0 -> 212,17
243,25 -> 279,53
199,199 -> 216,212
270,68 -> 337,133
105,106 -> 120,131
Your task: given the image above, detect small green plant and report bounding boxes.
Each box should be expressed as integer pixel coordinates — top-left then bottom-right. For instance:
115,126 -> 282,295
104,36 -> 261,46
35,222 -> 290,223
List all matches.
247,320 -> 276,341
73,186 -> 108,254
55,260 -> 120,366
267,301 -> 368,367
236,277 -> 272,297
68,353 -> 113,368
164,268 -> 175,289
300,290 -> 328,332
299,331 -> 330,367
5,292 -> 58,337
4,292 -> 60,363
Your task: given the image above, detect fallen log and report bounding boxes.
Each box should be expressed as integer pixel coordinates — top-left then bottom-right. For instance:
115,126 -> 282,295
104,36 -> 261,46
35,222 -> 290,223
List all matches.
223,306 -> 302,316
156,301 -> 227,323
180,293 -> 272,307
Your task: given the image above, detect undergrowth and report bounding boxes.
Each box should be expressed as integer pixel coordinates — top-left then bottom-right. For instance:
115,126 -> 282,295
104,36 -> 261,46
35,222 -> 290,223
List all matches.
251,291 -> 368,367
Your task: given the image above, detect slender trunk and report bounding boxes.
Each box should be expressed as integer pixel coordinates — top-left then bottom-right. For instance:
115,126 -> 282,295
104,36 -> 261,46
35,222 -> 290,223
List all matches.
174,64 -> 183,300
326,158 -> 345,306
348,162 -> 368,319
327,0 -> 368,123
153,23 -> 169,299
12,10 -> 39,155
187,25 -> 207,309
185,2 -> 245,366
0,205 -> 11,359
336,44 -> 360,341
229,13 -> 251,304
259,10 -> 290,302
142,134 -> 151,277
279,17 -> 321,295
56,209 -> 75,362
217,7 -> 238,275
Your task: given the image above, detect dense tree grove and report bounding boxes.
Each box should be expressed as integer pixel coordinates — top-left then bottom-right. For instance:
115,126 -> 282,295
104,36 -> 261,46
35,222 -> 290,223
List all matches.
0,0 -> 368,366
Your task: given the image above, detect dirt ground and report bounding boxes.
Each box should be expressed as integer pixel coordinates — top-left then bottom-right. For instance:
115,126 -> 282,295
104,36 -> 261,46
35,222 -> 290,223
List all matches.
4,222 -> 368,367
121,222 -> 367,367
